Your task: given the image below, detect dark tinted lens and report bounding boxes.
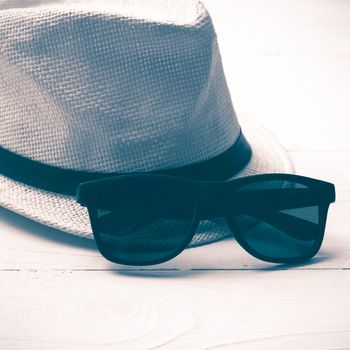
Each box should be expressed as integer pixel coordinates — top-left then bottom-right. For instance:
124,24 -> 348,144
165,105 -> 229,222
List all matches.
227,180 -> 322,261
91,180 -> 196,265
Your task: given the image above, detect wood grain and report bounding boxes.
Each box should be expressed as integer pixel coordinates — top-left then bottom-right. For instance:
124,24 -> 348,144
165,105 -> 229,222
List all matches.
1,270 -> 350,350
1,0 -> 350,349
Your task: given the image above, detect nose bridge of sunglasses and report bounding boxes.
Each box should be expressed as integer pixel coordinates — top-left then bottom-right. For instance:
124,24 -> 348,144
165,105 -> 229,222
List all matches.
197,182 -> 227,220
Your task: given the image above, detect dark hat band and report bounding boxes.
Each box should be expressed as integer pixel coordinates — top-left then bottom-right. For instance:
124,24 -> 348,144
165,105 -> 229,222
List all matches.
0,131 -> 252,196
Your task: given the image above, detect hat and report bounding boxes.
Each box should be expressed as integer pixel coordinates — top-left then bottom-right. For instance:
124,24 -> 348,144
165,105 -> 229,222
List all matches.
0,0 -> 293,246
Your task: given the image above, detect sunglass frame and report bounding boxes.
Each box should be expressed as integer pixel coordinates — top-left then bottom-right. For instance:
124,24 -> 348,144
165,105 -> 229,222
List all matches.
77,173 -> 336,266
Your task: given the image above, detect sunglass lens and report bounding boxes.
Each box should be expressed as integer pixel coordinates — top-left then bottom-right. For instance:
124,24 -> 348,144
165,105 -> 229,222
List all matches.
90,179 -> 196,265
227,180 -> 323,262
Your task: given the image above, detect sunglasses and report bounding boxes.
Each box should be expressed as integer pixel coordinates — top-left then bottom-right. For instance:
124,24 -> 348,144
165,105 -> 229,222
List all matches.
76,173 -> 335,266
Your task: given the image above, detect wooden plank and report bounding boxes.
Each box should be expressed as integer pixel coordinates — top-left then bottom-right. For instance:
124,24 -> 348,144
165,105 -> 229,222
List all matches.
0,193 -> 348,271
0,150 -> 348,271
0,270 -> 349,350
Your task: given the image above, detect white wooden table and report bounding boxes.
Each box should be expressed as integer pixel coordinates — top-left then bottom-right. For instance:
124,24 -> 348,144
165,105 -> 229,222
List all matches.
1,1 -> 350,349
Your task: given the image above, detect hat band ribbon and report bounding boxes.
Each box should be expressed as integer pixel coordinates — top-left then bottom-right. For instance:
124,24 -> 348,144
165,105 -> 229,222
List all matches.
0,130 -> 252,196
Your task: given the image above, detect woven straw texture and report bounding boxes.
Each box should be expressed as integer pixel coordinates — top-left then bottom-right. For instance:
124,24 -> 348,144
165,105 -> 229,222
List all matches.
0,0 -> 240,173
0,1 -> 294,246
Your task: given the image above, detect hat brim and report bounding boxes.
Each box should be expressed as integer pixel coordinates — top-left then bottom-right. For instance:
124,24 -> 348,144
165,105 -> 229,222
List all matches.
0,112 -> 294,246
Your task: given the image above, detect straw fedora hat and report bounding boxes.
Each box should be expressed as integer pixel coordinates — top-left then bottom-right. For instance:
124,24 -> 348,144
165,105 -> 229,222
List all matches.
0,0 -> 293,246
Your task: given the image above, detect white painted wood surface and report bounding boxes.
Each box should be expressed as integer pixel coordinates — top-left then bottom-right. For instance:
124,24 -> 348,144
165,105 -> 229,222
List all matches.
1,1 -> 350,349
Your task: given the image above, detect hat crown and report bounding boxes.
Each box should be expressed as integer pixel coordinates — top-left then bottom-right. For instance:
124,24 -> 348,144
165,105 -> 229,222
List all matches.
0,0 -> 240,173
